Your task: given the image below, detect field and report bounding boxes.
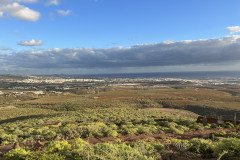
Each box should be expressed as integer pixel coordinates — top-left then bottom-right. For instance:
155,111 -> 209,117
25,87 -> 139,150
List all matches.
1,77 -> 240,160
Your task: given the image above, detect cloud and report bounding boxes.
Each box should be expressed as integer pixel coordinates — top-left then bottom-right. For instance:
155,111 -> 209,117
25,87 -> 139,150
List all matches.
16,0 -> 37,3
57,10 -> 71,16
0,46 -> 11,50
1,35 -> 239,71
18,39 -> 43,46
0,0 -> 37,4
45,0 -> 60,6
0,11 -> 3,17
0,2 -> 40,21
162,40 -> 175,44
226,26 -> 240,34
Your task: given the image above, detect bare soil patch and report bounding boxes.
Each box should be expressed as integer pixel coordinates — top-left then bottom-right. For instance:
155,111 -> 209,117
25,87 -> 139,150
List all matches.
86,128 -> 236,144
0,106 -> 16,110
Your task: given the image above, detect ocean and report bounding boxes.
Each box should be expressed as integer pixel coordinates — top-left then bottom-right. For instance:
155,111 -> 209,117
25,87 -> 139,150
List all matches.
61,71 -> 240,79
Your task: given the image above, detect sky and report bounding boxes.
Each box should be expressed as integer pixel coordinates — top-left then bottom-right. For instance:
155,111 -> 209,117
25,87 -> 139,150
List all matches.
0,0 -> 240,75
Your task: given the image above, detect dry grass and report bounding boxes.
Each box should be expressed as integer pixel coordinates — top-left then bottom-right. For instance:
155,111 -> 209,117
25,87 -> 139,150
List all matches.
145,108 -> 199,118
10,87 -> 240,113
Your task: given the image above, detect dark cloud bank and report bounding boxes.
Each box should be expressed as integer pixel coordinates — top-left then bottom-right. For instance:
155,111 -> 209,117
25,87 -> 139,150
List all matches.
1,35 -> 240,70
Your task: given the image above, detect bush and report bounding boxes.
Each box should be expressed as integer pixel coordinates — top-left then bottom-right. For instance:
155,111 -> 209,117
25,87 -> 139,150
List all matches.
189,138 -> 214,158
137,126 -> 152,134
117,143 -> 150,160
152,142 -> 165,151
113,138 -> 121,143
223,122 -> 234,128
71,138 -> 93,159
47,140 -> 71,155
107,130 -> 118,138
210,123 -> 218,129
94,143 -> 118,159
121,125 -> 138,135
214,138 -> 240,159
43,130 -> 57,140
171,139 -> 191,152
26,153 -> 66,160
94,142 -> 154,160
33,129 -> 43,135
168,126 -> 184,134
189,123 -> 204,130
3,148 -> 29,160
134,140 -> 155,157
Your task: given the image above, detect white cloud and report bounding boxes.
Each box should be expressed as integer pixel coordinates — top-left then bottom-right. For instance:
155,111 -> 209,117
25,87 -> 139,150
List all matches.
162,40 -> 175,44
57,10 -> 71,16
46,0 -> 60,6
16,0 -> 37,3
0,0 -> 38,5
18,39 -> 43,46
226,26 -> 240,34
0,11 -> 3,17
0,2 -> 40,21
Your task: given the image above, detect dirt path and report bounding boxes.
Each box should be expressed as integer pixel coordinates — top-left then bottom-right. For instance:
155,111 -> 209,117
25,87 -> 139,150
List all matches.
86,128 -> 236,144
0,144 -> 13,159
0,106 -> 16,110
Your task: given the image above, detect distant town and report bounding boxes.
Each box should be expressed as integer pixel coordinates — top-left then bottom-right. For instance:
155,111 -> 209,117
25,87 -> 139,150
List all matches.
0,74 -> 239,97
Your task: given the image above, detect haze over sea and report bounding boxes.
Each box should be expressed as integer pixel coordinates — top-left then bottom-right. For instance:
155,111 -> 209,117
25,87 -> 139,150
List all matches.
61,71 -> 240,79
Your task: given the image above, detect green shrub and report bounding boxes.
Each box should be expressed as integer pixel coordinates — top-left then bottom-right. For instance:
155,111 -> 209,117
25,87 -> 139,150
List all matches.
33,129 -> 43,135
117,143 -> 149,160
189,123 -> 204,130
94,142 -> 154,160
152,142 -> 165,151
3,148 -> 29,160
223,122 -> 234,128
13,129 -> 23,136
121,126 -> 138,135
137,126 -> 152,134
113,138 -> 121,143
94,143 -> 118,159
107,130 -> 118,138
134,140 -> 155,157
168,126 -> 184,134
71,138 -> 93,159
214,138 -> 240,159
26,153 -> 66,160
109,124 -> 118,130
211,123 -> 218,129
189,138 -> 214,158
47,140 -> 71,155
205,123 -> 211,129
1,140 -> 10,145
171,139 -> 191,151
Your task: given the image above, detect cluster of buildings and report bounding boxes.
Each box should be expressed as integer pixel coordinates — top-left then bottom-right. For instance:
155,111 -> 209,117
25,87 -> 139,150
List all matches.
17,78 -> 104,84
0,90 -> 45,96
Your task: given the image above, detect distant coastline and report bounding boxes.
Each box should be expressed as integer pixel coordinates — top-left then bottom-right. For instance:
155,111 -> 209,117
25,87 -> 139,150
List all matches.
56,71 -> 240,79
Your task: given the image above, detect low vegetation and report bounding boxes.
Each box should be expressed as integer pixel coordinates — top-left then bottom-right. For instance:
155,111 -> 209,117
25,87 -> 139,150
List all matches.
1,78 -> 240,159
